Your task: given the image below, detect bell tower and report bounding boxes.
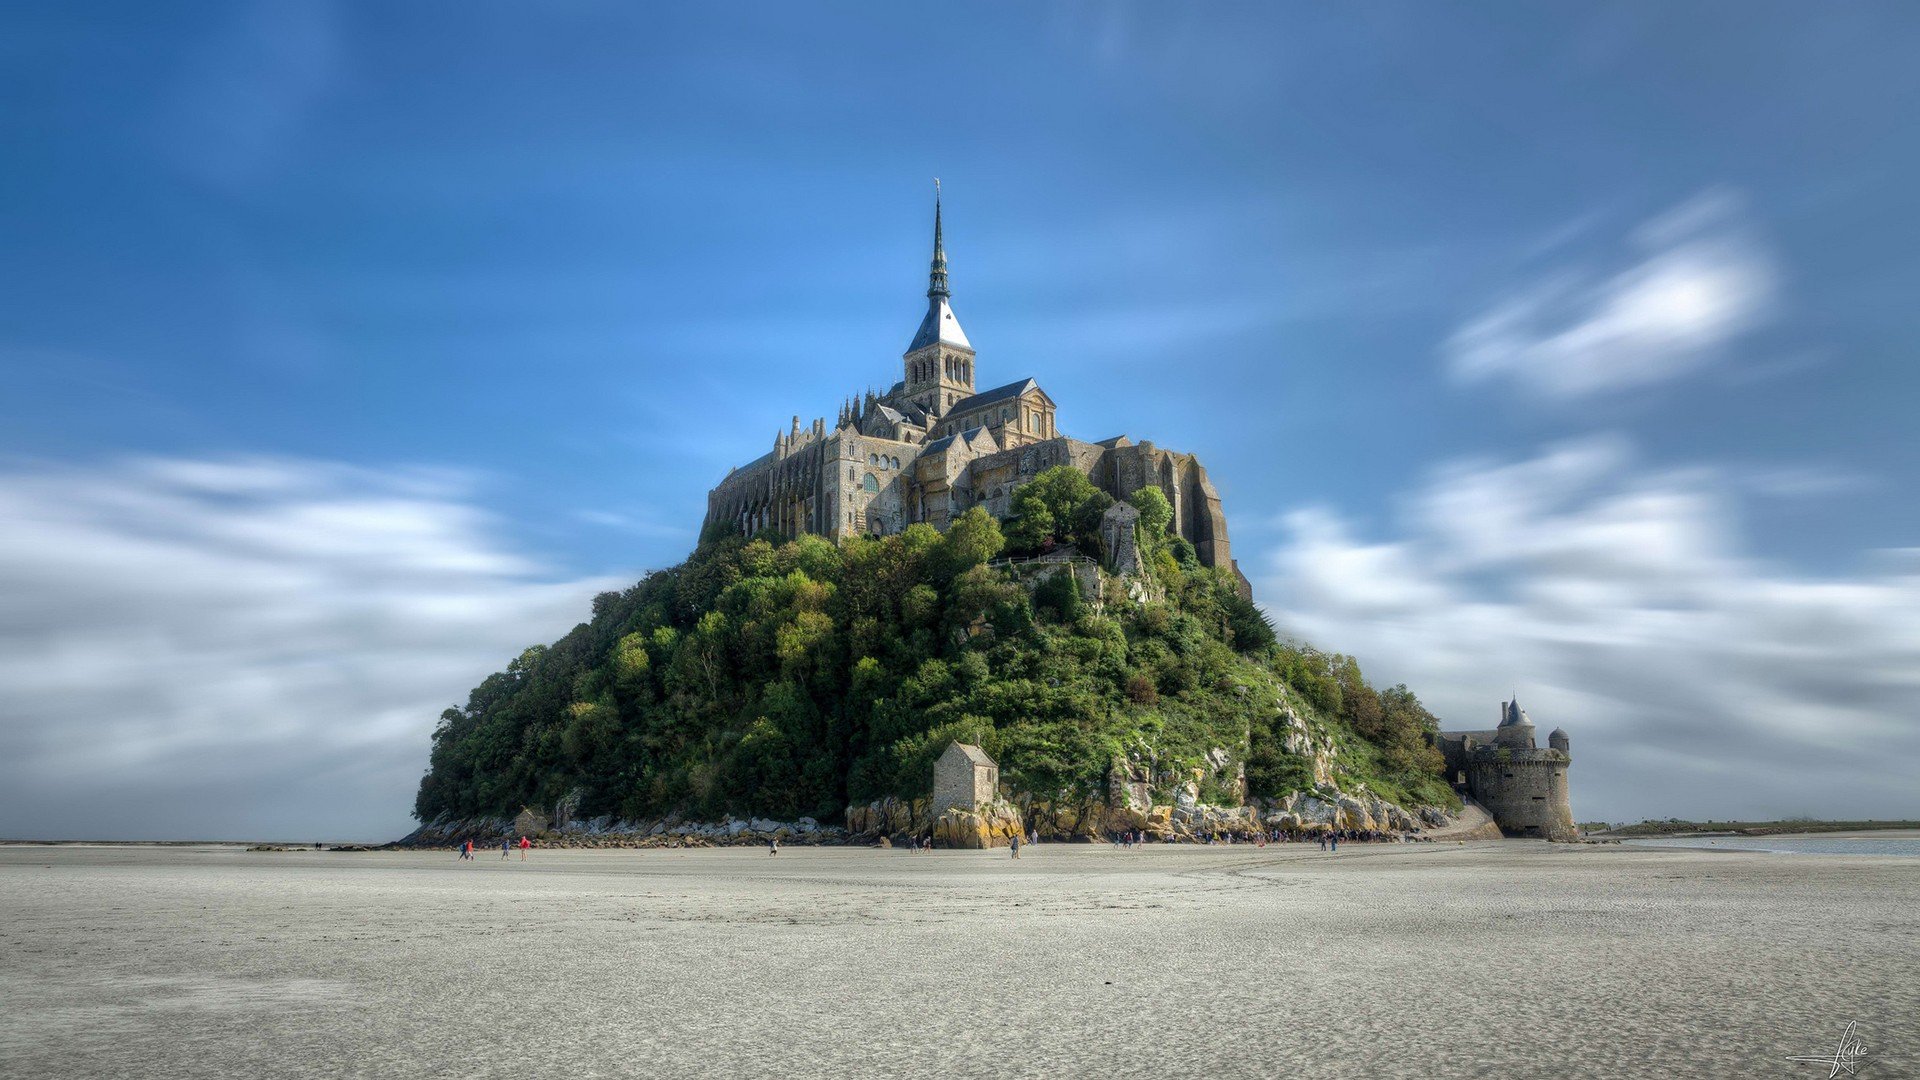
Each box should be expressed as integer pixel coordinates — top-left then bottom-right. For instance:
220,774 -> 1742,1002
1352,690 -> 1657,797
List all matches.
902,180 -> 975,417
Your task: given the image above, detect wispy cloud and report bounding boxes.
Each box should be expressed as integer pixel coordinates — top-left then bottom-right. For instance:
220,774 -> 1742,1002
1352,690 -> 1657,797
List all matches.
572,507 -> 691,539
0,455 -> 624,841
1258,437 -> 1920,822
1446,189 -> 1778,401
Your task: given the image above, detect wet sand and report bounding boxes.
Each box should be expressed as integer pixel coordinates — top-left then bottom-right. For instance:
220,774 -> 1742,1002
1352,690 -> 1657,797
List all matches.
3,841 -> 1915,1078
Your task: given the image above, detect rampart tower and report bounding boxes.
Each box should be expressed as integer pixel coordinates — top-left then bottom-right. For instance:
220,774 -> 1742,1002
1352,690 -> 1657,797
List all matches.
1433,697 -> 1579,842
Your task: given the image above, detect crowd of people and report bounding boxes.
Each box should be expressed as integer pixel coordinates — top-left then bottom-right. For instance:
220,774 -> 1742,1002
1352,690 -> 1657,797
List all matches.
1104,827 -> 1405,848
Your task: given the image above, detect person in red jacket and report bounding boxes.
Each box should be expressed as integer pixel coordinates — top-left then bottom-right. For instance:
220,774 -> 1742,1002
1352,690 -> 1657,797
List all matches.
519,835 -> 531,861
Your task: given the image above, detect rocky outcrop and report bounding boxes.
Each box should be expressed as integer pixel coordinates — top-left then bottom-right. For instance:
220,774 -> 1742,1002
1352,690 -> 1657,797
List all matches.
398,767 -> 1461,850
1270,700 -> 1338,789
395,811 -> 848,849
931,800 -> 1025,849
844,796 -> 931,840
1253,790 -> 1423,833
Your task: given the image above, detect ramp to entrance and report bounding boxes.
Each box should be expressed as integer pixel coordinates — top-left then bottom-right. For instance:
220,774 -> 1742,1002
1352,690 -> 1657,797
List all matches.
1422,796 -> 1503,840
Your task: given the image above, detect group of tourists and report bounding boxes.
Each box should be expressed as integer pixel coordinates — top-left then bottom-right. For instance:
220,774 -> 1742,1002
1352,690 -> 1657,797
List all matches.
456,835 -> 532,860
1098,827 -> 1396,848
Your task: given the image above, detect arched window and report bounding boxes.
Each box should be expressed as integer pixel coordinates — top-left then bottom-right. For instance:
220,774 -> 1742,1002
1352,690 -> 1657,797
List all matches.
863,473 -> 879,493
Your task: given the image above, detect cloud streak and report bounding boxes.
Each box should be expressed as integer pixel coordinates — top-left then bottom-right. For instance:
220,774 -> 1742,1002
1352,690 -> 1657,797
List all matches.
1259,437 -> 1920,823
0,456 -> 624,841
1446,189 -> 1778,400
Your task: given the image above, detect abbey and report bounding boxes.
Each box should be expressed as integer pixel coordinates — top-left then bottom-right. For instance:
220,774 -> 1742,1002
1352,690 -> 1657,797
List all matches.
703,191 -> 1247,594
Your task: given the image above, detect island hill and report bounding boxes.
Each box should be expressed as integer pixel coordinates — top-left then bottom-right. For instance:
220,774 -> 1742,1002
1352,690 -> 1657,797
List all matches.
409,193 -> 1489,849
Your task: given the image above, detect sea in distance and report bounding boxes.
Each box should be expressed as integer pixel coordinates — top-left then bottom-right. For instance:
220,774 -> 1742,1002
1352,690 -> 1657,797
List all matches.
1623,835 -> 1920,857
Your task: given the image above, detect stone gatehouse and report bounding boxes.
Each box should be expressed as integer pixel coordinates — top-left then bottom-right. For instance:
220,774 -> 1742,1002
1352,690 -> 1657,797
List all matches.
1434,699 -> 1577,842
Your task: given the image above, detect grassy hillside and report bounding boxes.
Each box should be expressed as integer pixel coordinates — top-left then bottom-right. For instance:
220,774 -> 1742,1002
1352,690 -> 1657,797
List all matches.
413,483 -> 1456,827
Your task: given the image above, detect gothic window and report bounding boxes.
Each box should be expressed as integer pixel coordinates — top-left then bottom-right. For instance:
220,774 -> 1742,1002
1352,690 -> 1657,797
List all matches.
868,453 -> 877,466
848,466 -> 856,482
863,473 -> 879,493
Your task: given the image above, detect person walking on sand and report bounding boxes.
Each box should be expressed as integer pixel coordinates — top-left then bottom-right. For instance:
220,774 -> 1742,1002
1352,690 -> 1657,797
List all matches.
1010,834 -> 1022,859
768,836 -> 779,856
518,835 -> 531,861
501,837 -> 510,859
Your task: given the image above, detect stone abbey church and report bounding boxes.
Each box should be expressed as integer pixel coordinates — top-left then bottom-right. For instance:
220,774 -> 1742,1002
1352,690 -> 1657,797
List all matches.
705,192 -> 1248,594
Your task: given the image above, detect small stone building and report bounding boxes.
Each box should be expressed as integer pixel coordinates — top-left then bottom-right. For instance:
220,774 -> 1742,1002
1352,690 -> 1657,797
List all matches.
932,742 -> 999,818
1099,502 -> 1142,575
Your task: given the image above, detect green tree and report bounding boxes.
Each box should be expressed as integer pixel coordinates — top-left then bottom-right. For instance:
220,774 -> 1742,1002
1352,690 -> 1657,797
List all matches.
934,507 -> 1005,580
1007,466 -> 1102,551
1129,486 -> 1173,537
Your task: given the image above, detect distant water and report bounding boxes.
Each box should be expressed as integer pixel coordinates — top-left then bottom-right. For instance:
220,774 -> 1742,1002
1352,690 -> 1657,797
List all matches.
1623,836 -> 1920,857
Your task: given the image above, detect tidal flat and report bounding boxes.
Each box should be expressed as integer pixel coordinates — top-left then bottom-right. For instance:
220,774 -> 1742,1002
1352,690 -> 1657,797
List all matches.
2,841 -> 1915,1079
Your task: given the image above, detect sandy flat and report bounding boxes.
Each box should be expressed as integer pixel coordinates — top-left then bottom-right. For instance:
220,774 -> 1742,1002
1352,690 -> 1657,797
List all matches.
2,841 -> 1914,1079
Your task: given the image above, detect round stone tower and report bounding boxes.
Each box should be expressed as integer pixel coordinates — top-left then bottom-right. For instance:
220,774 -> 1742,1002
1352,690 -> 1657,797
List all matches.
1549,727 -> 1570,755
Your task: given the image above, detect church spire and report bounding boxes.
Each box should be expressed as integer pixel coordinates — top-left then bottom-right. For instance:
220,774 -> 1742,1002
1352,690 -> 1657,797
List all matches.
927,179 -> 949,300
906,182 -> 971,356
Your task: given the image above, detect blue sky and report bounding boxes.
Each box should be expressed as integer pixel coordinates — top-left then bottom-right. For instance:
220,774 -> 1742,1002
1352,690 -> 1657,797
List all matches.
3,4 -> 1917,838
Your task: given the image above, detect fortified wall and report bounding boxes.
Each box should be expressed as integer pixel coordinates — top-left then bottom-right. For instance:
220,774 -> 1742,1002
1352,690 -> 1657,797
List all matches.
1435,700 -> 1578,842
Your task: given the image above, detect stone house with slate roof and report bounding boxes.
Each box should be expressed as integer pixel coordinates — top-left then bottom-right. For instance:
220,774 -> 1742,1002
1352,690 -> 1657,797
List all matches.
703,186 -> 1250,598
932,742 -> 999,818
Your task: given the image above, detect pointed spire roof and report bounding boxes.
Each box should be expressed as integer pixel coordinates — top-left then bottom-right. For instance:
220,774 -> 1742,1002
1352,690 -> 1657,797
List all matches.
908,180 -> 973,353
928,180 -> 949,301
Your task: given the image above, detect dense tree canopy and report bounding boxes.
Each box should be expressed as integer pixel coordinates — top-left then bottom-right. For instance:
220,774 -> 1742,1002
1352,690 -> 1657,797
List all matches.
415,503 -> 1452,826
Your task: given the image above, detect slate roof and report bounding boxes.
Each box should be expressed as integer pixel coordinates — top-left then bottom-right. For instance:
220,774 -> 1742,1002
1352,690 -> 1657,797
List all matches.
946,741 -> 996,768
949,378 -> 1040,416
1499,699 -> 1532,728
908,297 -> 972,352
